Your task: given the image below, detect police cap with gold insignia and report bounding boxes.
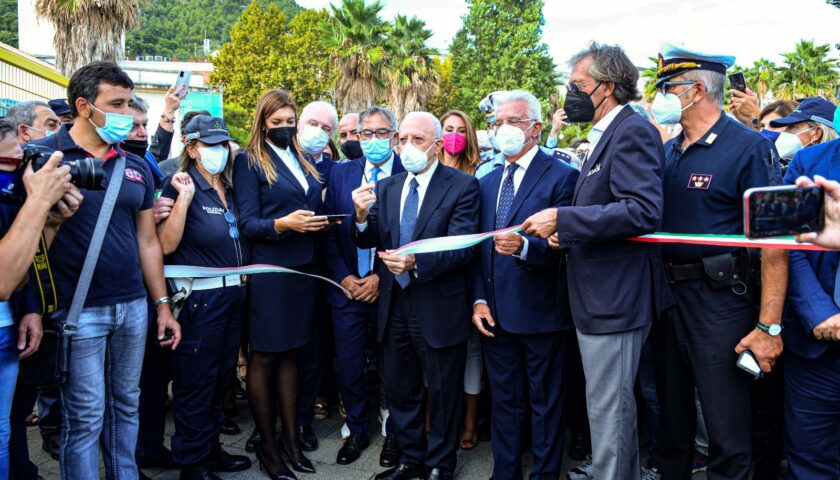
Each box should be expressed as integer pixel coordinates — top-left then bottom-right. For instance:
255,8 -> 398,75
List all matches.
655,41 -> 736,88
184,115 -> 232,144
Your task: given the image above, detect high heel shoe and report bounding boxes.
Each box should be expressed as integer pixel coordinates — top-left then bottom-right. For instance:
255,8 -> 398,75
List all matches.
279,436 -> 316,474
255,447 -> 298,480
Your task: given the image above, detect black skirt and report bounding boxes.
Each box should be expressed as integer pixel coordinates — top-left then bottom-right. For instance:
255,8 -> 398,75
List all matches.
247,264 -> 317,353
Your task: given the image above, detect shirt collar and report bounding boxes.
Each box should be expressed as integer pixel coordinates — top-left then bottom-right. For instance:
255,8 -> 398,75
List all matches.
673,110 -> 729,151
408,158 -> 439,191
54,123 -> 119,161
587,104 -> 625,143
504,144 -> 538,172
365,153 -> 394,177
188,166 -> 214,191
266,140 -> 292,160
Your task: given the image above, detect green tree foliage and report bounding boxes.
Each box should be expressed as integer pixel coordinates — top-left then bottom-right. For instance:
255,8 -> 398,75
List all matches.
125,0 -> 302,59
448,0 -> 559,126
0,0 -> 18,47
210,3 -> 334,141
427,55 -> 455,118
774,40 -> 839,100
742,58 -> 777,100
384,15 -> 439,120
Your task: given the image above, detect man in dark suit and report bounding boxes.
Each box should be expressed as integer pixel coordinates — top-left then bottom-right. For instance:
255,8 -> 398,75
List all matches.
782,139 -> 840,480
523,43 -> 671,479
324,106 -> 405,466
471,90 -> 579,480
352,111 -> 480,480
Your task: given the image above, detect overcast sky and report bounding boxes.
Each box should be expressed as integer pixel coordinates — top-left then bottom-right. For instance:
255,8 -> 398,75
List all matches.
296,0 -> 840,69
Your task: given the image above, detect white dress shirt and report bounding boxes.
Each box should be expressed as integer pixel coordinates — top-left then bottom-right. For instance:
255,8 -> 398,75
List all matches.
267,141 -> 309,193
586,104 -> 626,155
359,153 -> 395,188
356,159 -> 438,232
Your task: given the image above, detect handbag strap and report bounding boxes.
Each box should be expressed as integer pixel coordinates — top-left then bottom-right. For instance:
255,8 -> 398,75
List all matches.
63,155 -> 126,334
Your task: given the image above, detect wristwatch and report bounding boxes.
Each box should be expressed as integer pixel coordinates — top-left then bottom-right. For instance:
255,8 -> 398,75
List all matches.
756,321 -> 782,336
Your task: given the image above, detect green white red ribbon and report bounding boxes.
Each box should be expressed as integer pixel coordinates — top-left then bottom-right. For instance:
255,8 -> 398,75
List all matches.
385,226 -> 523,255
632,232 -> 831,251
164,264 -> 353,298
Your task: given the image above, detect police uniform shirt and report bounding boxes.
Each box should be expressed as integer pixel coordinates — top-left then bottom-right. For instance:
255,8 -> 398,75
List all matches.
30,123 -> 155,309
160,167 -> 244,268
662,112 -> 779,264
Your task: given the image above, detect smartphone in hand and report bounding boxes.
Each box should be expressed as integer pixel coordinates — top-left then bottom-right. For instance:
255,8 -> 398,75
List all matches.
174,71 -> 191,97
744,185 -> 825,239
729,72 -> 747,93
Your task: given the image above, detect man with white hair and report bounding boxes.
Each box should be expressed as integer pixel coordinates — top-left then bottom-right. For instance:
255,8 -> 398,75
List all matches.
298,100 -> 339,185
352,111 -> 479,480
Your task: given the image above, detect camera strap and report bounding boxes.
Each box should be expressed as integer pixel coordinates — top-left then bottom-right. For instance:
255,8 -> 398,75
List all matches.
62,155 -> 125,336
30,234 -> 58,315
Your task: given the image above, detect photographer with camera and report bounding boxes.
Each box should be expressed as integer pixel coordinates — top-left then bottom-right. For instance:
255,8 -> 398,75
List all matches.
0,119 -> 80,479
26,61 -> 181,480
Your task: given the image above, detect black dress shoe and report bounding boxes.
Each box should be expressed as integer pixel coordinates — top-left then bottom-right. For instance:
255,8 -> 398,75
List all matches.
427,467 -> 451,480
220,417 -> 241,436
41,437 -> 60,461
138,447 -> 178,469
336,432 -> 370,465
255,447 -> 298,480
246,428 -> 260,453
283,452 -> 316,474
379,434 -> 401,468
568,430 -> 590,462
297,425 -> 318,452
374,464 -> 427,480
179,463 -> 221,480
208,446 -> 251,472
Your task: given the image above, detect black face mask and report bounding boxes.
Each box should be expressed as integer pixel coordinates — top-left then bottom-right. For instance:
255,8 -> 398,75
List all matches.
266,126 -> 296,150
564,82 -> 606,123
340,140 -> 364,160
121,139 -> 149,158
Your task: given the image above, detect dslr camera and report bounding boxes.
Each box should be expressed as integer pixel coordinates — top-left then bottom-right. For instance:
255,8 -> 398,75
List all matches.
0,146 -> 105,204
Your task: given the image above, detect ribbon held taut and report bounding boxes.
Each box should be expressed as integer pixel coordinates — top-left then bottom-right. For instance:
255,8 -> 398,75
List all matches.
163,264 -> 353,298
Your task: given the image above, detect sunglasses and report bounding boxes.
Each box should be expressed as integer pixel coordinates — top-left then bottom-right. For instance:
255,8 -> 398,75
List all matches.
224,210 -> 239,239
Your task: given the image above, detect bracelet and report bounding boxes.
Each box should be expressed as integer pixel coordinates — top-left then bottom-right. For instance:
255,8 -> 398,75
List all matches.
160,114 -> 175,123
154,296 -> 171,306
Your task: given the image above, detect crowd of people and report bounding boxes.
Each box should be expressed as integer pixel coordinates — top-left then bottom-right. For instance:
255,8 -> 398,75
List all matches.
0,38 -> 839,480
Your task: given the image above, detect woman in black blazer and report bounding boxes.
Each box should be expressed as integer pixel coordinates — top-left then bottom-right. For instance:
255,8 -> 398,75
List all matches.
233,89 -> 328,480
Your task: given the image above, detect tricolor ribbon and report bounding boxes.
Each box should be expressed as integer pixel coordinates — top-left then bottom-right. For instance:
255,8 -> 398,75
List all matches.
164,264 -> 353,298
632,232 -> 831,251
385,226 -> 523,255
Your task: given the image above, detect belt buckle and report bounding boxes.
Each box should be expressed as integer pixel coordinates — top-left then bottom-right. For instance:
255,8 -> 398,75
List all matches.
224,274 -> 240,287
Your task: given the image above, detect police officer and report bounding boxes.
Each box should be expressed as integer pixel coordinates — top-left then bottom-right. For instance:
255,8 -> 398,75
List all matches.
650,42 -> 787,480
156,116 -> 251,480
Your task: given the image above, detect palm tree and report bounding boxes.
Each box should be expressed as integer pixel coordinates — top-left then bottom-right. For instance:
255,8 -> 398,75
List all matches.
384,15 -> 439,121
35,0 -> 141,76
321,0 -> 389,114
743,58 -> 777,102
773,40 -> 839,100
640,56 -> 660,101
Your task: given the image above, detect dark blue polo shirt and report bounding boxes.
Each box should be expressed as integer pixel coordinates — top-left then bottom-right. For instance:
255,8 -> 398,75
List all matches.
160,167 -> 244,268
29,123 -> 155,308
662,112 -> 780,264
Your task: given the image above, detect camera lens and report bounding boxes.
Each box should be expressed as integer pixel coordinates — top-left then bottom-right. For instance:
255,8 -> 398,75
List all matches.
69,158 -> 105,190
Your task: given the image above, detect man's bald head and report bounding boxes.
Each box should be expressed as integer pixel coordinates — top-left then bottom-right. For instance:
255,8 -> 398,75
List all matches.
338,112 -> 360,146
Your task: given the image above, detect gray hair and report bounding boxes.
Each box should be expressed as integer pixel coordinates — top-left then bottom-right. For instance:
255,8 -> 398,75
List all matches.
358,106 -> 398,132
129,94 -> 149,113
496,90 -> 542,121
569,42 -> 640,104
680,70 -> 725,106
5,101 -> 49,128
402,111 -> 442,138
301,100 -> 339,129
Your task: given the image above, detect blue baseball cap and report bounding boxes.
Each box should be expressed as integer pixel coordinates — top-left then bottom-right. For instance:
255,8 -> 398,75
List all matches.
769,97 -> 837,129
655,40 -> 736,88
48,99 -> 71,116
183,115 -> 231,144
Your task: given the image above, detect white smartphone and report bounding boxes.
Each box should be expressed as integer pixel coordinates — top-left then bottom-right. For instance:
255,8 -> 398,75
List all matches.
174,71 -> 191,97
736,349 -> 762,379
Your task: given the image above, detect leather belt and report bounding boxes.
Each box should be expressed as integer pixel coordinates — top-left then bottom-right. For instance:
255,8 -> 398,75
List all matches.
666,254 -> 746,284
173,274 -> 247,292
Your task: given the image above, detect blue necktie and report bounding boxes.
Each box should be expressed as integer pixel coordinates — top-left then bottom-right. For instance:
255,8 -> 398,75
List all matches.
396,178 -> 419,289
357,166 -> 381,277
495,163 -> 519,230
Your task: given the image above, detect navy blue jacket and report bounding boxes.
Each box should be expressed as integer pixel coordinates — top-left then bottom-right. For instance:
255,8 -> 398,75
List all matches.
474,149 -> 578,334
323,154 -> 404,308
354,163 -> 480,349
555,105 -> 673,334
782,139 -> 840,359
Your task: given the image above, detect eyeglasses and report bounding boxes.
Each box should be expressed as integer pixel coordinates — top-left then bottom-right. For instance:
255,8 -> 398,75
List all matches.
567,80 -> 601,95
224,210 -> 239,239
490,117 -> 536,130
359,129 -> 395,141
657,81 -> 696,96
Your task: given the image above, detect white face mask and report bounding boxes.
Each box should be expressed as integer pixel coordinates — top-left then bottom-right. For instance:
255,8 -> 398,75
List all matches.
400,141 -> 436,173
197,145 -> 229,174
650,84 -> 696,125
774,128 -> 814,159
494,123 -> 533,156
299,124 -> 330,154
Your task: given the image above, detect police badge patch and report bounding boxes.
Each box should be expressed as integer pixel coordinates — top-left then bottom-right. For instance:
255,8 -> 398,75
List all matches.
687,174 -> 712,190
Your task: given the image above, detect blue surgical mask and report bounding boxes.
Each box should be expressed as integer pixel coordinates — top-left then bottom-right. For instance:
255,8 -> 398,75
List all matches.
400,141 -> 436,173
650,84 -> 696,125
197,145 -> 229,174
299,125 -> 330,155
361,138 -> 392,163
87,100 -> 134,144
759,129 -> 781,143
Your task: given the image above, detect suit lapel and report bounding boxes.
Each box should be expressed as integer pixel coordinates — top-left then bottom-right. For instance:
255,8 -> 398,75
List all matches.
387,173 -> 405,249
413,164 -> 449,240
267,147 -> 306,195
483,167 -> 503,231
506,152 -> 550,226
573,105 -> 631,202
